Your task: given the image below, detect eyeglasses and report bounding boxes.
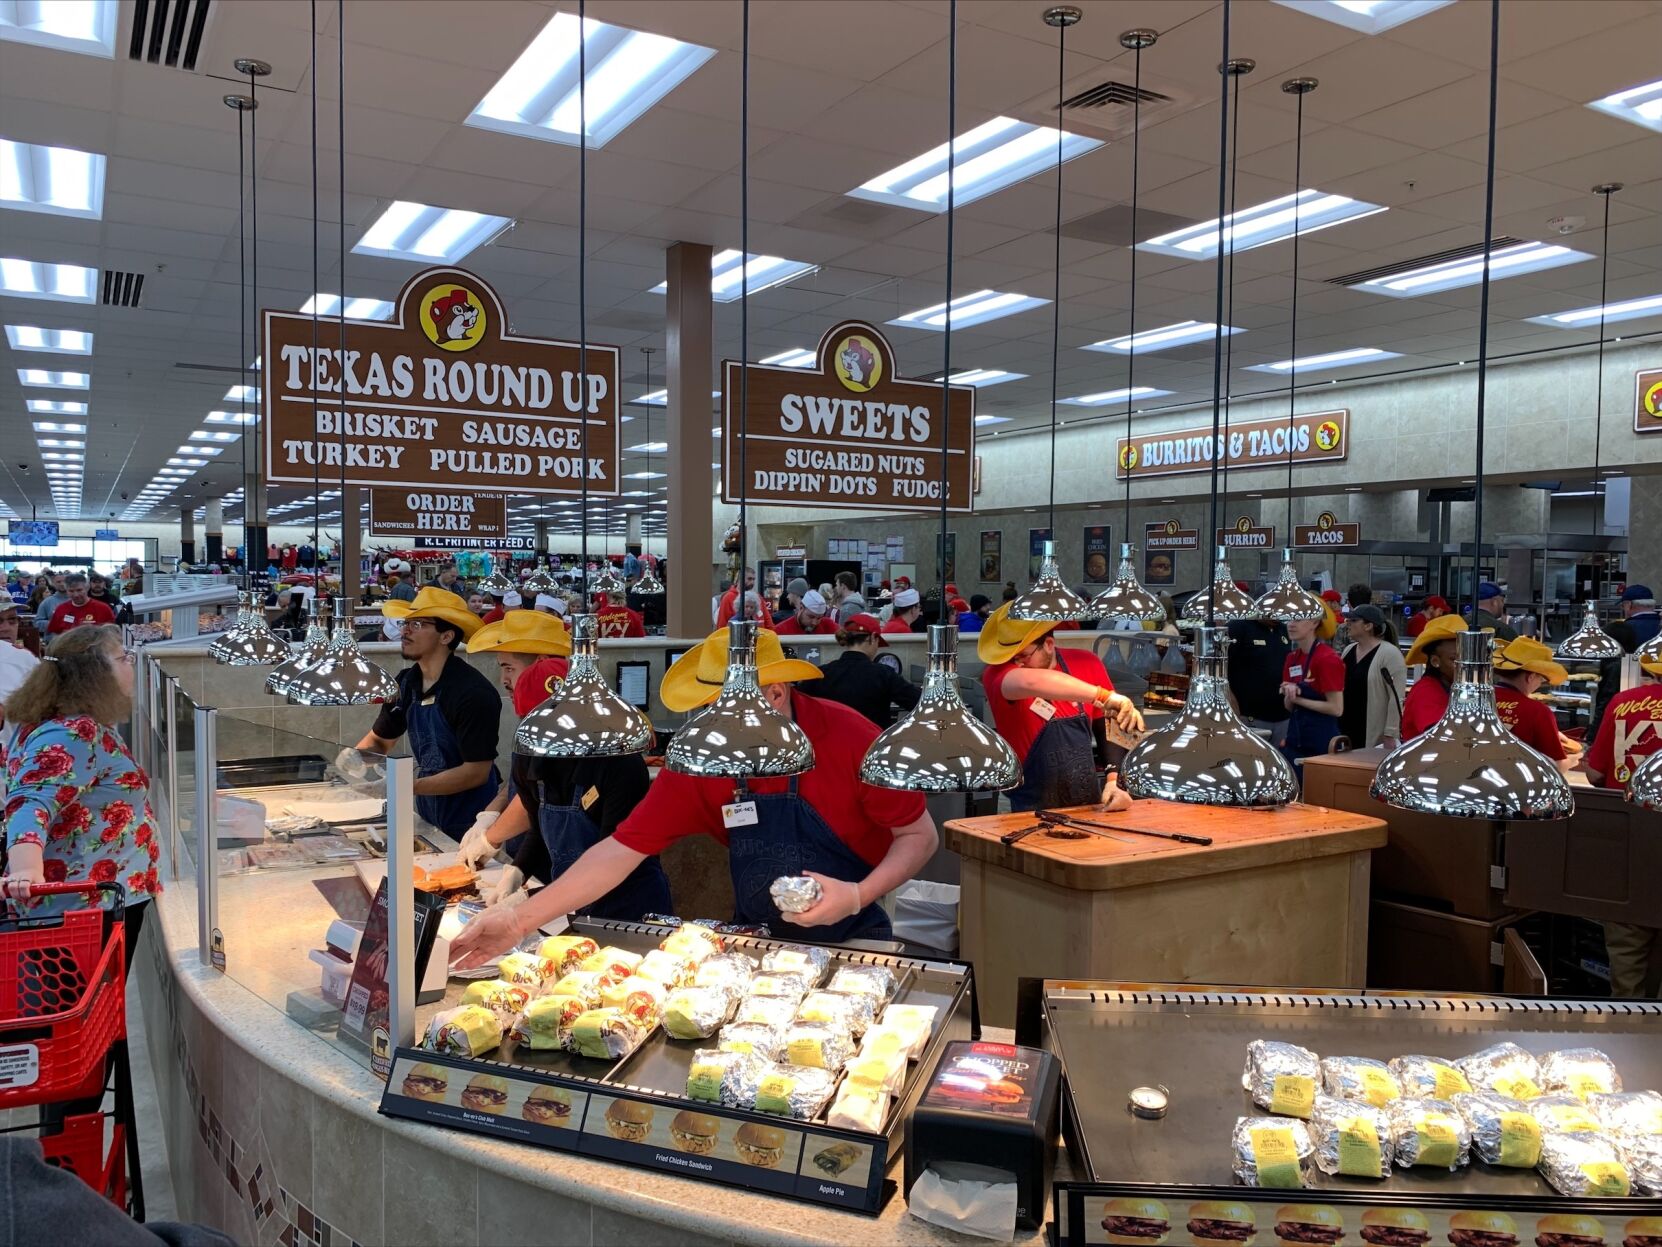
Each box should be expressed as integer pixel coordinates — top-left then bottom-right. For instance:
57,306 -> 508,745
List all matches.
400,619 -> 434,631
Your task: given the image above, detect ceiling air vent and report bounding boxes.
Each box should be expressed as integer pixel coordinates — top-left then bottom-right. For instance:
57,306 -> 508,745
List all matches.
1062,81 -> 1170,111
102,271 -> 146,308
128,0 -> 214,71
1327,237 -> 1524,287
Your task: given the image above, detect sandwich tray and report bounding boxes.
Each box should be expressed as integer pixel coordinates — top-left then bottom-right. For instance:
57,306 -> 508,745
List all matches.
1026,983 -> 1662,1244
377,917 -> 977,1214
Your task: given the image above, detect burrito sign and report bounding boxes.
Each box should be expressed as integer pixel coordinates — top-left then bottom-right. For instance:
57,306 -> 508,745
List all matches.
263,268 -> 619,495
1115,410 -> 1348,480
721,321 -> 975,513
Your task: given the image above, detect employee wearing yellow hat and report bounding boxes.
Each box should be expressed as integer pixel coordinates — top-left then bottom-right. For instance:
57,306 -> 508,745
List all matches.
452,627 -> 938,966
1399,613 -> 1474,738
1277,604 -> 1345,772
350,587 -> 501,838
1490,635 -> 1572,765
978,602 -> 1143,812
459,611 -> 670,920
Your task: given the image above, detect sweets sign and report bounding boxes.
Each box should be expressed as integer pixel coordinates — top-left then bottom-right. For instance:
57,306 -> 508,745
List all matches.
369,489 -> 507,541
1115,410 -> 1349,480
721,321 -> 975,513
263,268 -> 620,495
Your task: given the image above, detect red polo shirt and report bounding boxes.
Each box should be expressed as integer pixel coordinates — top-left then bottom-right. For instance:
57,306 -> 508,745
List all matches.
982,646 -> 1111,765
1282,643 -> 1343,696
595,604 -> 645,638
46,599 -> 115,634
1585,683 -> 1662,788
774,615 -> 836,636
1400,674 -> 1450,738
1495,685 -> 1565,760
882,617 -> 916,635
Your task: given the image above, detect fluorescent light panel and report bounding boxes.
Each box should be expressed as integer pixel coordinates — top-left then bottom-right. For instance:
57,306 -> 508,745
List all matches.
33,420 -> 86,432
300,293 -> 394,320
5,324 -> 92,354
1270,0 -> 1455,35
890,289 -> 1049,331
0,2 -> 118,58
760,348 -> 816,368
627,442 -> 668,453
1526,294 -> 1662,328
0,257 -> 97,303
631,389 -> 718,406
648,249 -> 818,302
947,369 -> 1025,388
1355,241 -> 1592,297
1139,189 -> 1386,259
190,430 -> 240,443
1245,347 -> 1401,373
850,116 -> 1103,212
974,414 -> 1012,427
29,405 -> 86,418
18,368 -> 89,389
1084,320 -> 1241,354
468,11 -> 715,148
1060,386 -> 1175,406
36,438 -> 82,448
1587,78 -> 1662,134
223,385 -> 259,402
0,139 -> 105,219
353,201 -> 513,263
205,411 -> 258,425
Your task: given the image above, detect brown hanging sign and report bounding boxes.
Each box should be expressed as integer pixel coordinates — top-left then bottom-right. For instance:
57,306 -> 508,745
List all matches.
1144,520 -> 1199,551
720,320 -> 976,513
369,489 -> 507,541
263,267 -> 620,495
1216,515 -> 1276,549
1116,410 -> 1349,479
1636,368 -> 1662,435
1293,511 -> 1361,549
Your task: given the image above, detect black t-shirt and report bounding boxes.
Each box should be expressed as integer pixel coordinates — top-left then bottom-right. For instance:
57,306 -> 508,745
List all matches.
1225,619 -> 1291,722
812,650 -> 922,728
508,751 -> 652,881
1340,643 -> 1378,745
371,653 -> 501,765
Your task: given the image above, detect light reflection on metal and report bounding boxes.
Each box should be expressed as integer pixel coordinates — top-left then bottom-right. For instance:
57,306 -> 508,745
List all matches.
1555,608 -> 1624,661
1253,550 -> 1326,622
284,597 -> 398,706
1179,549 -> 1258,625
521,560 -> 557,594
515,613 -> 653,758
1089,544 -> 1166,622
663,620 -> 815,778
1009,541 -> 1094,621
265,596 -> 331,697
1626,747 -> 1662,808
210,589 -> 288,666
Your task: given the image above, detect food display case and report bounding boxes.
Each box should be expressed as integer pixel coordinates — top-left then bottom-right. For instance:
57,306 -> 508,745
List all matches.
1025,983 -> 1661,1245
378,919 -> 977,1214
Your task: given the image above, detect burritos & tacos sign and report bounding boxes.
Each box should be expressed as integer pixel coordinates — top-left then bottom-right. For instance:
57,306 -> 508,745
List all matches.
1115,410 -> 1348,480
721,321 -> 976,513
263,268 -> 619,496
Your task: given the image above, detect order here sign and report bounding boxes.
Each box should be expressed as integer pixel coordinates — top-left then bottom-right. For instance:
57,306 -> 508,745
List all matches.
369,489 -> 507,541
263,267 -> 619,496
721,321 -> 976,513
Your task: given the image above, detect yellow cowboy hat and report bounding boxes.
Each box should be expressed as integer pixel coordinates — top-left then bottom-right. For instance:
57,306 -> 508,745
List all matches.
1312,603 -> 1338,642
381,585 -> 482,639
1492,635 -> 1568,687
976,601 -> 1058,666
660,626 -> 821,714
1642,654 -> 1662,678
1405,612 -> 1479,667
467,609 -> 570,657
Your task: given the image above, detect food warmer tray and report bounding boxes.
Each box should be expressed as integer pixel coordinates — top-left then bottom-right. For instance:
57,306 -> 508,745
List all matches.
378,917 -> 977,1214
216,754 -> 330,790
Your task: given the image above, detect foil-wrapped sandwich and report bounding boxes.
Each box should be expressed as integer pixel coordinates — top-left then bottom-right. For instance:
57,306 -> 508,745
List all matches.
692,952 -> 756,992
1386,1098 -> 1471,1170
567,1007 -> 646,1060
660,922 -> 725,963
423,1004 -> 502,1058
535,934 -> 598,978
717,1022 -> 786,1062
661,985 -> 738,1040
1588,1090 -> 1662,1195
761,944 -> 831,986
543,970 -> 605,1010
1319,1056 -> 1402,1108
747,972 -> 813,1002
686,1048 -> 767,1108
1527,1094 -> 1605,1137
460,978 -> 531,1021
578,946 -> 643,983
876,1004 -> 938,1058
1536,1130 -> 1632,1197
1230,1116 -> 1314,1188
1451,1092 -> 1543,1167
769,875 -> 823,914
847,1029 -> 910,1096
733,993 -> 800,1030
827,964 -> 896,1003
497,950 -> 557,987
1388,1055 -> 1471,1100
1539,1048 -> 1622,1100
827,1083 -> 887,1133
1310,1094 -> 1393,1179
753,1062 -> 838,1120
1456,1042 -> 1542,1101
1242,1040 -> 1321,1119
508,994 -> 586,1052
784,1021 -> 855,1071
796,990 -> 878,1037
635,949 -> 696,988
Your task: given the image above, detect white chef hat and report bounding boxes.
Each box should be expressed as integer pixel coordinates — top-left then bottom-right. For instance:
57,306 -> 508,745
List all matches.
535,593 -> 561,613
893,588 -> 921,608
503,590 -> 523,608
801,589 -> 829,614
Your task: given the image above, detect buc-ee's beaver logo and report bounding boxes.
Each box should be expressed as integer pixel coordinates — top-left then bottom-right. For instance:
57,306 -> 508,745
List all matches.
1119,444 -> 1139,471
420,284 -> 487,352
833,333 -> 882,393
1645,378 -> 1662,422
1314,419 -> 1343,452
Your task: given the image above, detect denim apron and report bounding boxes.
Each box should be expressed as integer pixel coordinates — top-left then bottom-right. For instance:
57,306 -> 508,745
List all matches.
1005,652 -> 1100,812
406,692 -> 499,837
534,777 -> 670,922
1279,646 -> 1340,773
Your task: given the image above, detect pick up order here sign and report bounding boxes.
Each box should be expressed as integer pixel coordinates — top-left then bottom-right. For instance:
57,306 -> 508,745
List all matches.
721,321 -> 975,513
263,268 -> 619,496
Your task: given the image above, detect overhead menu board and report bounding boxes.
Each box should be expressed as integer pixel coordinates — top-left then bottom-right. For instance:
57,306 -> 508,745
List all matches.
370,489 -> 507,542
264,267 -> 619,496
721,321 -> 975,513
1116,410 -> 1348,480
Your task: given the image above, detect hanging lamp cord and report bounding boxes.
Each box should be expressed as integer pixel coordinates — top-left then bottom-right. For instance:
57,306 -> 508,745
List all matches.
1203,0 -> 1233,626
578,0 -> 590,603
1220,62 -> 1244,513
309,0 -> 321,564
1470,0 -> 1500,603
736,0 -> 752,608
338,0 -> 348,572
1590,185 -> 1614,540
1120,39 -> 1143,544
938,0 -> 956,595
248,64 -> 261,577
1045,14 -> 1067,539
236,101 -> 248,589
1285,87 -> 1306,532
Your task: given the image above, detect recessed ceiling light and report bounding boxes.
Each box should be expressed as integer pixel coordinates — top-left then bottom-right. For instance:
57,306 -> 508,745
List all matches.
1355,241 -> 1591,297
1245,347 -> 1401,373
0,2 -> 118,58
1084,320 -> 1241,354
945,368 -> 1025,388
467,11 -> 715,148
890,290 -> 1049,331
18,368 -> 89,389
204,410 -> 257,425
5,324 -> 92,354
974,414 -> 1012,427
1270,0 -> 1455,35
631,388 -> 720,406
0,258 -> 97,303
179,445 -> 224,456
760,348 -> 816,368
850,116 -> 1103,212
1526,293 -> 1662,328
32,420 -> 86,432
627,442 -> 668,453
648,249 -> 818,302
300,293 -> 394,320
1587,78 -> 1662,134
0,139 -> 106,219
223,385 -> 259,403
353,201 -> 514,264
1140,189 -> 1386,259
190,430 -> 240,443
41,451 -> 82,461
1060,386 -> 1175,406
36,438 -> 83,448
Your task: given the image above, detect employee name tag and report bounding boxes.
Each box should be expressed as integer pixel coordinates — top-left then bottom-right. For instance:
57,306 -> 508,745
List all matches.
1288,665 -> 1303,680
580,785 -> 599,810
1252,638 -> 1266,646
420,695 -> 436,707
1030,697 -> 1057,722
722,800 -> 759,829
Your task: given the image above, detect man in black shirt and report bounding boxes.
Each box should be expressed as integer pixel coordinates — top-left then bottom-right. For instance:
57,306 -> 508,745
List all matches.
1226,617 -> 1292,736
814,613 -> 922,728
350,587 -> 501,838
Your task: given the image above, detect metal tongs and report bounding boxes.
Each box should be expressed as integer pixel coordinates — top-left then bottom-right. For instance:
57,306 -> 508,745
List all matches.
1037,808 -> 1213,846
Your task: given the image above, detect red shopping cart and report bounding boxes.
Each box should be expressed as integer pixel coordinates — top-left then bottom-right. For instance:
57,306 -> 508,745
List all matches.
0,881 -> 145,1218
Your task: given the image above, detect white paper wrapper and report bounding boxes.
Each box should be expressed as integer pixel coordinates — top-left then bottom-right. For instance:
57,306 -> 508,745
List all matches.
876,1004 -> 938,1059
828,1083 -> 888,1133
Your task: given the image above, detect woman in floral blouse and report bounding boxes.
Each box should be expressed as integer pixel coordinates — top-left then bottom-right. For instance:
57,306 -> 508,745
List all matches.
2,624 -> 160,936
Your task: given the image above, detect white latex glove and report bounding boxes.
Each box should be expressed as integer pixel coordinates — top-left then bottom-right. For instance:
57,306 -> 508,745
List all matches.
782,872 -> 862,927
457,811 -> 500,869
334,747 -> 369,780
482,865 -> 527,909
